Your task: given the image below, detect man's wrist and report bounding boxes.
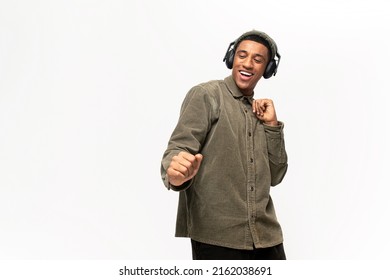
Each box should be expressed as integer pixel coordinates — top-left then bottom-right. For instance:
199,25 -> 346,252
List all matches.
264,120 -> 278,126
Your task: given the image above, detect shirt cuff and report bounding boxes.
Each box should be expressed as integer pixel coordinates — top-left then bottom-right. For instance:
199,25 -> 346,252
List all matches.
263,121 -> 284,133
165,175 -> 193,192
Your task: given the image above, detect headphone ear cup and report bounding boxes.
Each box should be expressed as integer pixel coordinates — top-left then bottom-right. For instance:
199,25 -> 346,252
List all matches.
263,59 -> 276,79
225,49 -> 235,69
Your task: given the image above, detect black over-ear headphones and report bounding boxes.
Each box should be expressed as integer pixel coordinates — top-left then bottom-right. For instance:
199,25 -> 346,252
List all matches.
223,30 -> 281,79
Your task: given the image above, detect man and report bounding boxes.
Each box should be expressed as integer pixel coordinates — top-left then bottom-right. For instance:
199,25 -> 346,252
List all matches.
160,30 -> 288,260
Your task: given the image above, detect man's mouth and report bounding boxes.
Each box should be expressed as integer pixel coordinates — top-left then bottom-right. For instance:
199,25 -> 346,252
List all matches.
239,70 -> 254,77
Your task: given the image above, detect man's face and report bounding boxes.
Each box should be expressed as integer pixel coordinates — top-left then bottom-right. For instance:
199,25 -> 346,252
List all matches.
232,40 -> 270,96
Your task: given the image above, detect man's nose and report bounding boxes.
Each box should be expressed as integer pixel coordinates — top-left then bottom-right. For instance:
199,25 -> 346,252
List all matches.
242,57 -> 253,69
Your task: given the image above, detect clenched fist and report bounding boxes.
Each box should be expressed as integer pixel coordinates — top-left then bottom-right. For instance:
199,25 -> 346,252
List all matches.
252,98 -> 278,126
167,151 -> 203,187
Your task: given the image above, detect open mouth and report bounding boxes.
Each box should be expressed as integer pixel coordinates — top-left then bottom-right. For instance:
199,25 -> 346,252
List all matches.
239,70 -> 254,77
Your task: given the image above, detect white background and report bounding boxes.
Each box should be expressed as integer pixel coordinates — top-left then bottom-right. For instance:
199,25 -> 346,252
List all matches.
1,0 -> 389,260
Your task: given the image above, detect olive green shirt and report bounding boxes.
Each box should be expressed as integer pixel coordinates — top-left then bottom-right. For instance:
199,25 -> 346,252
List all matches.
161,75 -> 288,250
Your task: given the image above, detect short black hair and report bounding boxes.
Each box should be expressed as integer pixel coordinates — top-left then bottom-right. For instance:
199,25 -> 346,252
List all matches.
235,35 -> 272,62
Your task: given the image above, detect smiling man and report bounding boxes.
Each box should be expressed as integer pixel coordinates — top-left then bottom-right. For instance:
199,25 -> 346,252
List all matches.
161,30 -> 288,260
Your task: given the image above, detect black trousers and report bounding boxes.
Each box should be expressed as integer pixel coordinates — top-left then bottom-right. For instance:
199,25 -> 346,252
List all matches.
191,239 -> 286,260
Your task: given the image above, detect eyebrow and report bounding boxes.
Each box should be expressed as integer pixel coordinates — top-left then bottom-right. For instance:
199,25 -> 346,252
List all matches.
237,50 -> 266,60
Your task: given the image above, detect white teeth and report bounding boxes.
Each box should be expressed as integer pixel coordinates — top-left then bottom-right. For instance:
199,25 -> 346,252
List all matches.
240,71 -> 253,76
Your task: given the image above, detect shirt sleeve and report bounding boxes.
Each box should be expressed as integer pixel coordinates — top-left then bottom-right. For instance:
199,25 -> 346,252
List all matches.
160,85 -> 219,191
263,122 -> 288,186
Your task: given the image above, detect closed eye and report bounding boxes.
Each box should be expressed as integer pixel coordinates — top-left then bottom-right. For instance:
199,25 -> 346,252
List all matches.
254,58 -> 265,63
237,50 -> 248,59
254,54 -> 266,63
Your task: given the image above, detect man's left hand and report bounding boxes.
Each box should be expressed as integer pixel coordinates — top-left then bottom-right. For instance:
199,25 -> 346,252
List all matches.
252,99 -> 278,126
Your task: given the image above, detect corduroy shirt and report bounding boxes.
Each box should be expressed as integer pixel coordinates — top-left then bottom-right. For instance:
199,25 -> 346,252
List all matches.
161,75 -> 288,250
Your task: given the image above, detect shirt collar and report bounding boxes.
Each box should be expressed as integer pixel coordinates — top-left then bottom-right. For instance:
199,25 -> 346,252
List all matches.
224,75 -> 254,104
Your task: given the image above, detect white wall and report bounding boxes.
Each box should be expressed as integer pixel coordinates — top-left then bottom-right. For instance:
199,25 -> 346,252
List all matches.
0,0 -> 389,259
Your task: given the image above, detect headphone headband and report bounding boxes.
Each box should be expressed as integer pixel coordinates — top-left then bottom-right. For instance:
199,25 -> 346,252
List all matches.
234,30 -> 278,61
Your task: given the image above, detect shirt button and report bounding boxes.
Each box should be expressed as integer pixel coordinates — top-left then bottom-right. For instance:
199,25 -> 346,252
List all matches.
250,158 -> 253,163
250,186 -> 254,191
248,132 -> 252,137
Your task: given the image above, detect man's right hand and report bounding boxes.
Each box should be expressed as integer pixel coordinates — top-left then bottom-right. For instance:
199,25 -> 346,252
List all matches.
167,151 -> 203,187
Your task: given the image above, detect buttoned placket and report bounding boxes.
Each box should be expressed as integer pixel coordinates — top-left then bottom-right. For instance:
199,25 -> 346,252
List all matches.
241,98 -> 259,247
